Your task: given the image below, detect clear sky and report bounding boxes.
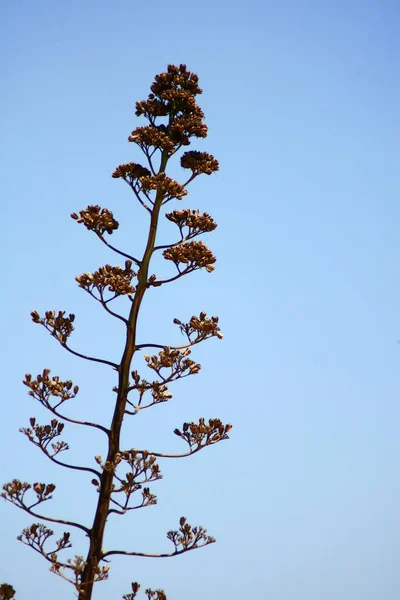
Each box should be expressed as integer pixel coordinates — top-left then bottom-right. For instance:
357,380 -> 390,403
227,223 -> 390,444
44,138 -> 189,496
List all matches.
1,1 -> 399,599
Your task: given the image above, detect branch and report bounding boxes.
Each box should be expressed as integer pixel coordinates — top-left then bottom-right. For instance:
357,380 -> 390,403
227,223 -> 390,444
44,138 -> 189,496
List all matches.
95,231 -> 141,267
103,517 -> 215,559
61,342 -> 118,370
98,290 -> 128,324
138,448 -> 202,460
40,404 -> 109,436
135,339 -> 202,352
102,547 -> 202,559
2,481 -> 90,534
18,505 -> 89,535
46,454 -> 101,478
125,180 -> 152,213
150,268 -> 192,287
143,147 -> 157,176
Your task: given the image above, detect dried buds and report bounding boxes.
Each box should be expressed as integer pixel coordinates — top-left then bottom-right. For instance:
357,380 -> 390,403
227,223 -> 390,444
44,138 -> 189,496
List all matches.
151,64 -> 202,98
31,310 -> 75,344
23,370 -> 79,408
71,205 -> 119,235
122,582 -> 141,600
0,583 -> 16,600
140,173 -> 187,201
145,590 -> 167,600
163,241 -> 216,273
166,209 -> 217,236
2,479 -> 56,508
167,517 -> 215,553
128,64 -> 208,159
174,418 -> 232,452
20,418 -> 68,457
128,125 -> 175,154
76,261 -> 136,297
173,312 -> 223,342
180,150 -> 219,175
112,163 -> 151,181
144,347 -> 201,379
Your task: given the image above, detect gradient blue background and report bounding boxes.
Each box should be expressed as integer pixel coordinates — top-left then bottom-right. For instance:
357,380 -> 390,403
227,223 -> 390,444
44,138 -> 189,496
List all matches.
1,1 -> 399,598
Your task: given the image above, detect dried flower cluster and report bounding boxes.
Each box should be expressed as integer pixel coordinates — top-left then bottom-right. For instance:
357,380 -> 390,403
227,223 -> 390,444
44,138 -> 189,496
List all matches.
20,417 -> 68,457
166,209 -> 217,236
76,261 -> 136,297
180,151 -> 219,175
23,370 -> 79,408
2,479 -> 56,508
144,347 -> 201,378
4,65 -> 229,600
112,163 -> 151,182
129,64 -> 207,157
163,240 -> 216,273
92,450 -> 162,515
31,310 -> 75,344
71,205 -> 119,236
167,517 -> 215,552
174,419 -> 232,452
123,582 -> 166,600
140,173 -> 187,201
174,312 -> 223,342
0,584 -> 16,600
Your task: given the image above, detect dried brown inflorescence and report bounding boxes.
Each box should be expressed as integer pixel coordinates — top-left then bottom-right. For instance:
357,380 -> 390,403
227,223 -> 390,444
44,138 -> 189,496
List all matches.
166,208 -> 217,235
71,205 -> 119,235
180,150 -> 219,175
31,310 -> 75,344
5,64 -> 229,600
76,261 -> 137,297
163,240 -> 216,273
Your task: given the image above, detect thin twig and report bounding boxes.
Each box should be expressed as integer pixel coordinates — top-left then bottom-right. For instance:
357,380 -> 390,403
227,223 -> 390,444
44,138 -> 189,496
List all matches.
102,546 -> 205,559
44,406 -> 109,436
62,343 -> 118,370
125,181 -> 152,213
98,290 -> 128,324
19,505 -> 90,535
95,232 -> 141,267
149,269 -> 192,287
47,454 -> 101,478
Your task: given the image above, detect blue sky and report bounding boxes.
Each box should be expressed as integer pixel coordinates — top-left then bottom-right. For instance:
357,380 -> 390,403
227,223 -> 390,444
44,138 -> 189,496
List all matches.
1,1 -> 400,598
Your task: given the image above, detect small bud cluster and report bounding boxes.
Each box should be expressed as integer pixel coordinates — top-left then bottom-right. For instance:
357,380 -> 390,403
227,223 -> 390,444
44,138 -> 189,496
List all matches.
31,311 -> 75,344
128,126 -> 175,154
123,583 -> 167,600
2,479 -> 56,508
173,312 -> 223,342
180,151 -> 219,175
76,260 -> 136,297
166,209 -> 217,236
167,517 -> 215,553
20,417 -> 68,457
163,241 -> 216,273
144,347 -> 200,379
112,162 -> 151,181
140,173 -> 188,201
124,372 -> 174,413
23,370 -> 79,408
174,418 -> 232,452
94,451 -> 160,513
0,583 -> 16,600
71,205 -> 119,235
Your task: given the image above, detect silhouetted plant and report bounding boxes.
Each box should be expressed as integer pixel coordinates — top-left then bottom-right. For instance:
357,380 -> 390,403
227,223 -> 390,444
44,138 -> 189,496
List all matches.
2,64 -> 230,600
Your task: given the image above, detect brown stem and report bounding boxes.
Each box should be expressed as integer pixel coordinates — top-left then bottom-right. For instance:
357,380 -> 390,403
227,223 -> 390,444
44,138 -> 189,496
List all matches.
77,151 -> 169,600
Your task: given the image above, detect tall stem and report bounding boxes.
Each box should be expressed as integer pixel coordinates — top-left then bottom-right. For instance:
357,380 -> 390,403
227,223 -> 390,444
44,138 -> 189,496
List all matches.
78,152 -> 168,600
